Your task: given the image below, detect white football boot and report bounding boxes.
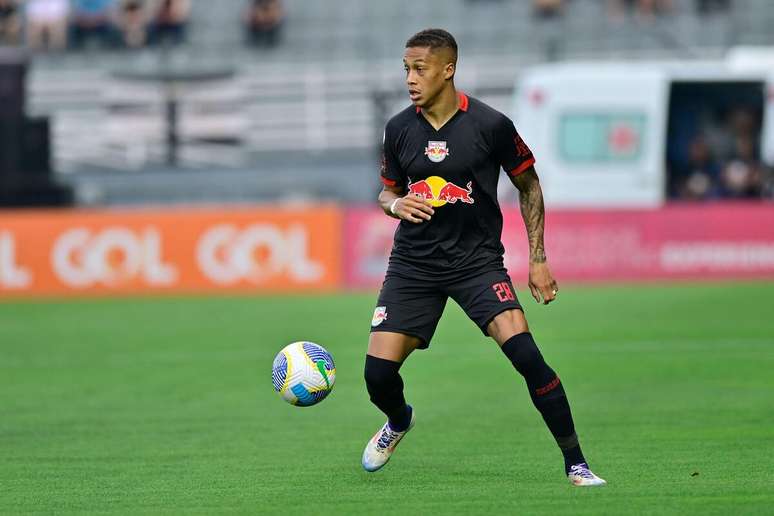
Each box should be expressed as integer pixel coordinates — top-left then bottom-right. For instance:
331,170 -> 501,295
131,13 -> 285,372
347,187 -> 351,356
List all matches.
567,463 -> 607,486
361,409 -> 415,472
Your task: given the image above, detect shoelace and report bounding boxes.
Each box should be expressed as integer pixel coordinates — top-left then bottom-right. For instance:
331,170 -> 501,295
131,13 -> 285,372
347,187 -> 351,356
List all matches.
570,464 -> 595,479
375,426 -> 401,451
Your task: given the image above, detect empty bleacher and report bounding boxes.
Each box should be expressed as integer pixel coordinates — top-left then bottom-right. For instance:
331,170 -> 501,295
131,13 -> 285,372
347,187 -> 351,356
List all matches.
17,0 -> 774,204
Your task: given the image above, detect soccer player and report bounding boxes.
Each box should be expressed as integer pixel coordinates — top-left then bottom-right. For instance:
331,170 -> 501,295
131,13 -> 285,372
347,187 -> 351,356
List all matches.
361,28 -> 606,487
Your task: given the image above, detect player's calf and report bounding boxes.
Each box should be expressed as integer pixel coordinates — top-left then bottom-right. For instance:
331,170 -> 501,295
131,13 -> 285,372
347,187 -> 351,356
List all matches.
500,332 -> 599,478
364,354 -> 412,431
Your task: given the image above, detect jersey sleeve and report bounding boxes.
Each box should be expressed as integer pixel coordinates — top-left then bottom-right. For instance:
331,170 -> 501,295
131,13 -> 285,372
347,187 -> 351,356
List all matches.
496,116 -> 536,177
380,124 -> 406,188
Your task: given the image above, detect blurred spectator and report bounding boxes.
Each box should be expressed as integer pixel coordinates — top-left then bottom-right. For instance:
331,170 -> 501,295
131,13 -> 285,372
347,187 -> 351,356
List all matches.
0,0 -> 20,45
25,0 -> 69,51
608,0 -> 673,21
116,0 -> 147,48
533,0 -> 565,20
71,0 -> 116,49
762,166 -> 774,199
703,117 -> 734,165
532,0 -> 565,61
607,0 -> 627,21
674,135 -> 721,200
705,107 -> 756,162
671,105 -> 767,201
729,107 -> 757,141
245,0 -> 284,48
696,0 -> 730,15
720,161 -> 757,198
149,0 -> 189,46
720,136 -> 764,198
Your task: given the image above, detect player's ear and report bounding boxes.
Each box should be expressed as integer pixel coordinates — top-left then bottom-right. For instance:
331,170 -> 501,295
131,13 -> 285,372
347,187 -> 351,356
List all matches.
444,62 -> 455,81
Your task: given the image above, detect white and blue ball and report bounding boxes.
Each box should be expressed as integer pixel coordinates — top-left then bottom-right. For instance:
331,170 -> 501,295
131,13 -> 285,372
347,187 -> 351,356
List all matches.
272,341 -> 336,406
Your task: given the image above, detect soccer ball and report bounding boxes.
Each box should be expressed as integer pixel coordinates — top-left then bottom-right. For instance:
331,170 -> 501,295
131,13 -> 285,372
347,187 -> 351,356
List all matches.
272,341 -> 336,406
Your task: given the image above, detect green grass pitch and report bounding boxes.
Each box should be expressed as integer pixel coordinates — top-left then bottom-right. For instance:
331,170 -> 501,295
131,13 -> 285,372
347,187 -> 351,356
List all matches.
2,282 -> 773,514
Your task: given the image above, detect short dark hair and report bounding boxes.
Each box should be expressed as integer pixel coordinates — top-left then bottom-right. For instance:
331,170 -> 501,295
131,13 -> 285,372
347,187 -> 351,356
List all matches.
405,28 -> 458,63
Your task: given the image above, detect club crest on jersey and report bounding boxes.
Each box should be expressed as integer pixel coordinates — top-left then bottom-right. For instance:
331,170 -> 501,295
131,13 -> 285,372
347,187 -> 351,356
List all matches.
371,306 -> 387,327
424,141 -> 449,163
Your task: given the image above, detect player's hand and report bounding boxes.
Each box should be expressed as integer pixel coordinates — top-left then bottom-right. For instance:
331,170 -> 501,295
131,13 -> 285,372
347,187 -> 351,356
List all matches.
393,195 -> 434,223
528,261 -> 559,305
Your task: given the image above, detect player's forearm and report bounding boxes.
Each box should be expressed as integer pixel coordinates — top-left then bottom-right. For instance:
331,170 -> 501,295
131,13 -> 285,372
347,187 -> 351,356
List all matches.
516,172 -> 547,263
378,189 -> 402,219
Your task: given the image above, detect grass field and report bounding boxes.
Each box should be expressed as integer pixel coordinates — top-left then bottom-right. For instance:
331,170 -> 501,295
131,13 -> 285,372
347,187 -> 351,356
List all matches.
2,282 -> 773,514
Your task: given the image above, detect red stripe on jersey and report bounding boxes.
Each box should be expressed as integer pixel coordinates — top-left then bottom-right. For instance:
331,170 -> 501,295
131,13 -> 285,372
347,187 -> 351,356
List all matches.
509,157 -> 536,177
458,91 -> 469,112
381,176 -> 397,186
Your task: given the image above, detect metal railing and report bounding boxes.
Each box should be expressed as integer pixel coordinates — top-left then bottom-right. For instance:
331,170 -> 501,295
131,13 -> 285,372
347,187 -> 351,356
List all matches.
28,56 -> 525,174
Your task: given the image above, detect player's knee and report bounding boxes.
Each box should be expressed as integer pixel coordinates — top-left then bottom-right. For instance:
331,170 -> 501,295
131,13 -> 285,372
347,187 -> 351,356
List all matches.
488,309 -> 529,343
500,332 -> 545,376
364,354 -> 403,397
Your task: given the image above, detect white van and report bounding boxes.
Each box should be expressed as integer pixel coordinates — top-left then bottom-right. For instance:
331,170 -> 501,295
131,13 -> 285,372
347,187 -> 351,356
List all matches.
512,48 -> 774,208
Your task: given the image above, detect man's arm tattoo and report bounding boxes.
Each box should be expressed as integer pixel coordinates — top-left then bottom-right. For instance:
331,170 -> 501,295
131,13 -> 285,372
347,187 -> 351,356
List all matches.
512,168 -> 546,263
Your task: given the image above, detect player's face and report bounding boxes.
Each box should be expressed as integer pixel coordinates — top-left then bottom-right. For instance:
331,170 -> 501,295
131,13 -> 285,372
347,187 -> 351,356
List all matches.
403,46 -> 455,108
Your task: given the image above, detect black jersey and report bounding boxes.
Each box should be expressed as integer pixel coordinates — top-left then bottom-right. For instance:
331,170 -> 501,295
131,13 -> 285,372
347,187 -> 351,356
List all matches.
380,92 -> 535,279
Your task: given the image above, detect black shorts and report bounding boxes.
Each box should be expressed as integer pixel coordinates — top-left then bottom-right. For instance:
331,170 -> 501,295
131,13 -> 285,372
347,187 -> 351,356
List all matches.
369,268 -> 522,348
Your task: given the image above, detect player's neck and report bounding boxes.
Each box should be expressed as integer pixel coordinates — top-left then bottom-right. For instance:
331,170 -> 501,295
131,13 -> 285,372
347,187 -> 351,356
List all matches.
420,86 -> 460,130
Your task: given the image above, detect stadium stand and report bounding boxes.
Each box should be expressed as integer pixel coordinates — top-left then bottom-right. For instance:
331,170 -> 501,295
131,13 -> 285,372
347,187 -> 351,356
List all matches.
9,0 -> 774,204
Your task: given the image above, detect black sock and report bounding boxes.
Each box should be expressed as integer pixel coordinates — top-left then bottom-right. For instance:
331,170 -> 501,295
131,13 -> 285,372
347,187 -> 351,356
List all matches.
501,332 -> 586,473
364,354 -> 412,431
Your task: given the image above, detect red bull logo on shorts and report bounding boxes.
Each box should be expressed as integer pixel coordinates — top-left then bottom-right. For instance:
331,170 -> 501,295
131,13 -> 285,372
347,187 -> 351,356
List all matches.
408,176 -> 474,207
424,141 -> 450,163
371,306 -> 387,327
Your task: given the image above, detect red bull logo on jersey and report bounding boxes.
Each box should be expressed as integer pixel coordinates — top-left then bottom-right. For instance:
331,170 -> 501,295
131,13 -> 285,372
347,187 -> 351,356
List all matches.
424,141 -> 450,163
408,176 -> 474,208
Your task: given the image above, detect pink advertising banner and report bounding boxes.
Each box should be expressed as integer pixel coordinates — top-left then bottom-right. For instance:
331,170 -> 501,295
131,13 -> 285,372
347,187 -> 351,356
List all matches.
344,203 -> 774,288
